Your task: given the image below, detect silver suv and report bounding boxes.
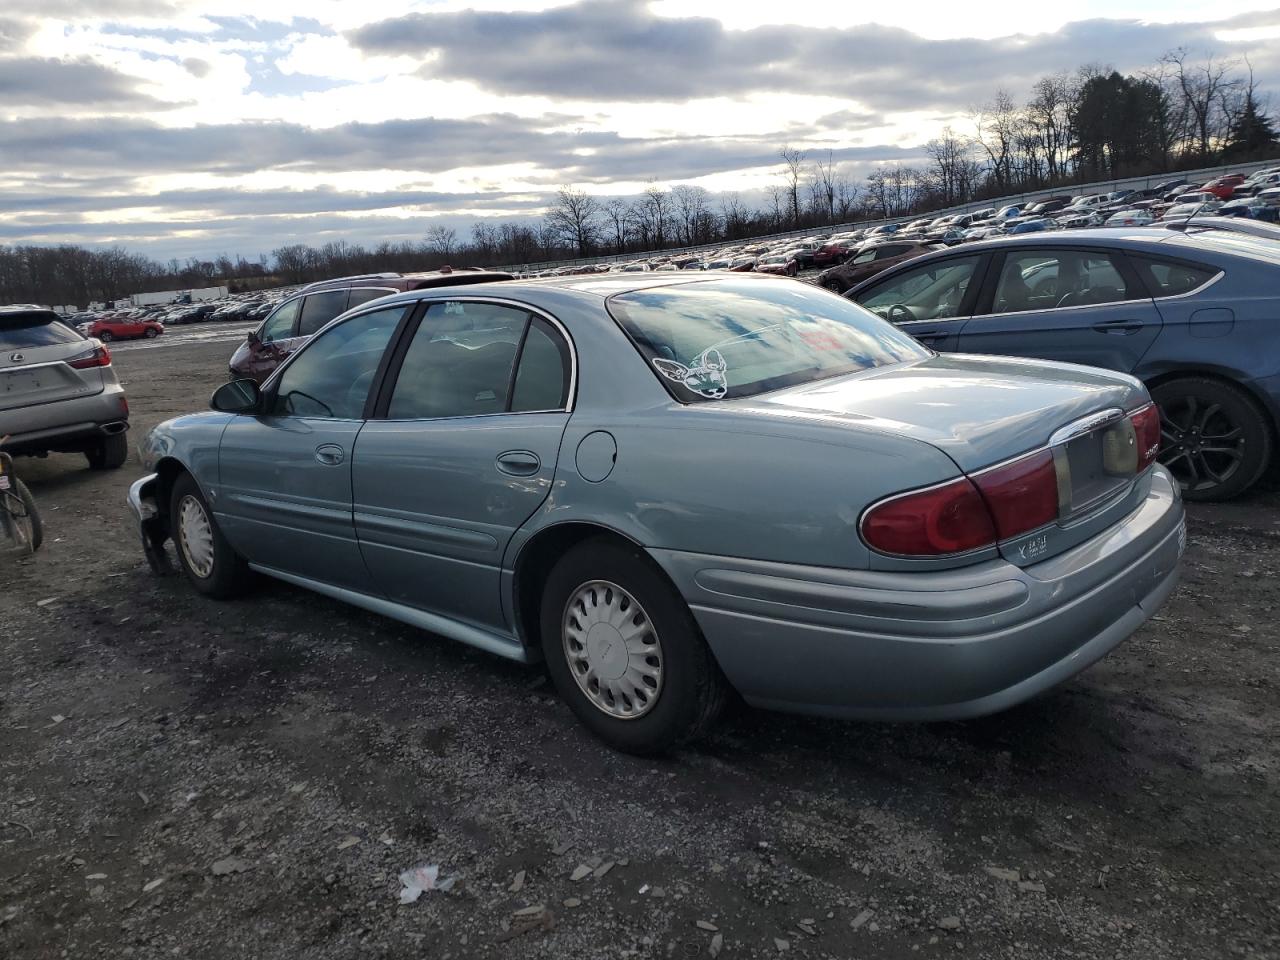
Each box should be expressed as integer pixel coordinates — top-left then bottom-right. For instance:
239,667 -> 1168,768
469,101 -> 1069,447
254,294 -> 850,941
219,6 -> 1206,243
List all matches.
0,306 -> 130,469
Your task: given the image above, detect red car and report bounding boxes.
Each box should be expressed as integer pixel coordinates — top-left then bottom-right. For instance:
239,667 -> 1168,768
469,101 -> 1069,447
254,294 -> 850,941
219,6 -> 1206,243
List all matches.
1201,174 -> 1247,200
753,254 -> 799,276
811,242 -> 855,267
86,316 -> 163,342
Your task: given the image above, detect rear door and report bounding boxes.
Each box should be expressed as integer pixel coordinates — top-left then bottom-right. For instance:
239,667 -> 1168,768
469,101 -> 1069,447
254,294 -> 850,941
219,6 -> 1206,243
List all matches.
351,299 -> 573,632
0,313 -> 104,415
957,246 -> 1163,373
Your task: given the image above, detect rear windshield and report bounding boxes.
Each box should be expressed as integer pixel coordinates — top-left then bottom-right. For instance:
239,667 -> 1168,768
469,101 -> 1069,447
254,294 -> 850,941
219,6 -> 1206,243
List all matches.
606,278 -> 929,402
0,313 -> 83,350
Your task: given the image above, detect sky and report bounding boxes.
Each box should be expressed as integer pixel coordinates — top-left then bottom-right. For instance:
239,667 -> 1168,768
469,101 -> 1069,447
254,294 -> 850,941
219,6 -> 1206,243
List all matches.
2,0 -> 1280,261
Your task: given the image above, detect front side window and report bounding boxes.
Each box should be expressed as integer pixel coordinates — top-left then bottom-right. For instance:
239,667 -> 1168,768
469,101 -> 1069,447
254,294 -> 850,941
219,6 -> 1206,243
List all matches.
297,290 -> 350,337
992,250 -> 1135,314
608,278 -> 929,403
857,256 -> 981,322
347,287 -> 395,310
269,306 -> 404,419
387,302 -> 530,420
260,298 -> 300,343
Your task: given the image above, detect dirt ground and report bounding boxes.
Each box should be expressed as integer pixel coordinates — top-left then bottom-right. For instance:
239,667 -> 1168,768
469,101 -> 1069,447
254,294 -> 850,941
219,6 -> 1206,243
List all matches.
2,333 -> 1278,960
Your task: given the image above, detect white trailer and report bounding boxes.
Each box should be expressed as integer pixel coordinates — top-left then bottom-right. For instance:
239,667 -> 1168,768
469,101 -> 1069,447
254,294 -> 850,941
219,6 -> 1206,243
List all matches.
129,285 -> 228,307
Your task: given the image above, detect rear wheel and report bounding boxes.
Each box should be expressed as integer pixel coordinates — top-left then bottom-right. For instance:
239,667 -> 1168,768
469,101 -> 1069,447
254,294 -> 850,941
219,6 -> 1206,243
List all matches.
85,432 -> 128,470
169,472 -> 251,598
1152,377 -> 1272,501
540,537 -> 727,754
98,331 -> 114,342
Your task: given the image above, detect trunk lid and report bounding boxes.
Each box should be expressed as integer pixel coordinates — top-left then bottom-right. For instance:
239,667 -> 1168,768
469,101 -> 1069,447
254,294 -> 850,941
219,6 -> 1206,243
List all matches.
748,353 -> 1146,472
742,353 -> 1153,568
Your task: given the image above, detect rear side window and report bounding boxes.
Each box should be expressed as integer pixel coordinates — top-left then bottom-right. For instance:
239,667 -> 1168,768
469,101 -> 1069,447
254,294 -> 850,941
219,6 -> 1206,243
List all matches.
1129,256 -> 1219,297
510,318 -> 571,412
387,303 -> 528,420
297,290 -> 350,337
347,287 -> 395,310
0,314 -> 83,350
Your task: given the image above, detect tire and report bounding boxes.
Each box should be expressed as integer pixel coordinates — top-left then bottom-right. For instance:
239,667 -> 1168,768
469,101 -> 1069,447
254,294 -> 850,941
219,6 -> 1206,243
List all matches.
822,279 -> 844,293
1151,377 -> 1272,502
144,328 -> 159,338
169,472 -> 251,598
4,477 -> 43,552
85,431 -> 128,470
540,537 -> 728,754
98,331 -> 114,342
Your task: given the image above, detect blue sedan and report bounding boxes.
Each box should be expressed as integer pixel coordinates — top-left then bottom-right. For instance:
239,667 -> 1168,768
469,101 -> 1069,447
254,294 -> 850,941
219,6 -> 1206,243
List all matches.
128,275 -> 1182,752
848,227 -> 1280,500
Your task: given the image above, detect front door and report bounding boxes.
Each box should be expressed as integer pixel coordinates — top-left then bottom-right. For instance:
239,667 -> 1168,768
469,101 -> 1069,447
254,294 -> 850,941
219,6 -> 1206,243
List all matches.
352,300 -> 574,631
215,304 -> 407,590
957,248 -> 1163,373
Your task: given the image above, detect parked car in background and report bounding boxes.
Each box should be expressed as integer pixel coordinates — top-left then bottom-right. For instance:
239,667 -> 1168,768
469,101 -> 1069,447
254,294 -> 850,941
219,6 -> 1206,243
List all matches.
85,316 -> 164,342
228,268 -> 512,382
1200,174 -> 1247,200
1105,209 -> 1157,227
1161,200 -> 1223,220
1155,217 -> 1280,241
128,274 -> 1183,753
811,241 -> 855,267
1007,218 -> 1055,234
754,253 -> 800,276
847,227 -> 1280,500
0,306 -> 130,470
816,241 -> 942,294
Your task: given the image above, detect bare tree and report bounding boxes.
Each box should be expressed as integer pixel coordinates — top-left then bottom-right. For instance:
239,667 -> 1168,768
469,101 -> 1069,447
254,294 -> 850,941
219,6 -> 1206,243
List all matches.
602,198 -> 630,252
1162,48 -> 1239,164
780,144 -> 806,225
546,187 -> 601,255
811,150 -> 838,223
972,91 -> 1022,191
424,225 -> 457,259
671,185 -> 712,246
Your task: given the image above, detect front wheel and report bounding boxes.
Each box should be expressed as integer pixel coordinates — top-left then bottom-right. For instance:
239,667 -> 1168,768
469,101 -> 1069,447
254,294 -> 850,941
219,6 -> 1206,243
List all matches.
822,279 -> 844,293
1152,377 -> 1272,501
144,328 -> 159,338
540,538 -> 728,754
170,473 -> 252,598
98,331 -> 114,342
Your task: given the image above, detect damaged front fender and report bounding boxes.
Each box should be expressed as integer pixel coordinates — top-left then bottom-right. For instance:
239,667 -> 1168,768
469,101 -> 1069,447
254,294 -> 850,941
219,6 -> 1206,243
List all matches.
127,473 -> 172,574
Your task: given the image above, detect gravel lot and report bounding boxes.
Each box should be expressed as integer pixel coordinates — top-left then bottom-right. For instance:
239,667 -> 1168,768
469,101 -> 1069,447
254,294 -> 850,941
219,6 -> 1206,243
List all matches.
2,335 -> 1278,960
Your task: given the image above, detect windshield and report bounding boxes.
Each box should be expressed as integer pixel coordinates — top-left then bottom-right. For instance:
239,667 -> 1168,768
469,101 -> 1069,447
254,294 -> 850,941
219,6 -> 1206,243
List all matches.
607,279 -> 929,402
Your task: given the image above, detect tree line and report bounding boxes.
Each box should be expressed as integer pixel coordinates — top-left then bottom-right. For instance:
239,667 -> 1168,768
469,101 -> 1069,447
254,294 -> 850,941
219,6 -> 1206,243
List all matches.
2,47 -> 1276,308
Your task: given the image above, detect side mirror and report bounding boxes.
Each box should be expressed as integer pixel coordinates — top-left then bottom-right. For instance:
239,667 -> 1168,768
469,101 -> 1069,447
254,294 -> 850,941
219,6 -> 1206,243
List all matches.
246,329 -> 261,345
211,378 -> 262,413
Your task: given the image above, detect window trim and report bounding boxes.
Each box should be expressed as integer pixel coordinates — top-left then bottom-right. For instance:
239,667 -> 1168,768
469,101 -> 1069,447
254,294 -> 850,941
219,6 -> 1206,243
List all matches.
370,296 -> 578,422
970,246 -> 1147,320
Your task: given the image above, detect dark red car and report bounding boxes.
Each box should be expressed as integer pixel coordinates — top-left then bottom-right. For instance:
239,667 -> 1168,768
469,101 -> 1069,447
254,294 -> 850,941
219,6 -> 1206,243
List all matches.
815,241 -> 943,294
86,316 -> 163,342
811,242 -> 855,267
228,268 -> 513,382
1201,174 -> 1247,200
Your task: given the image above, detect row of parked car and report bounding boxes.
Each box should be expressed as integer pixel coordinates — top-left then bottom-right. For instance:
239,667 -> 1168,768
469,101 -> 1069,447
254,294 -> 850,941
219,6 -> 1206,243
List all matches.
60,291 -> 295,343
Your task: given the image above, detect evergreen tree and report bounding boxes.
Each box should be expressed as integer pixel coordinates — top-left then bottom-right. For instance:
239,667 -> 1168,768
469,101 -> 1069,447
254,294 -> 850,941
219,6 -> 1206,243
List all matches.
1226,93 -> 1279,160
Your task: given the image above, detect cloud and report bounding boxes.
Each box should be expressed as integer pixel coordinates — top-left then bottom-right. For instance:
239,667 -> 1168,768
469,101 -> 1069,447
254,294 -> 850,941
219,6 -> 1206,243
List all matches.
0,56 -> 181,108
182,56 -> 211,77
351,0 -> 1280,112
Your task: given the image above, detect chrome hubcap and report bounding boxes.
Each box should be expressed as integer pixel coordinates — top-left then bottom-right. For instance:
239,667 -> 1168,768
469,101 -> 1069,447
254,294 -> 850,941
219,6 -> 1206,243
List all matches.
562,580 -> 663,720
177,494 -> 215,578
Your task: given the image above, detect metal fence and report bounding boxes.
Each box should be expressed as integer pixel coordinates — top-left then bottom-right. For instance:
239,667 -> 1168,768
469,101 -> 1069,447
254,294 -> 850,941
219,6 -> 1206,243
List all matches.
497,156 -> 1280,274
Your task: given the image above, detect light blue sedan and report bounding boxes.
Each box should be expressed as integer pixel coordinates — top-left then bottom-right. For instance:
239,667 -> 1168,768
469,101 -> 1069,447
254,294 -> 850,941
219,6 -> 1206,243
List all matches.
128,275 -> 1184,753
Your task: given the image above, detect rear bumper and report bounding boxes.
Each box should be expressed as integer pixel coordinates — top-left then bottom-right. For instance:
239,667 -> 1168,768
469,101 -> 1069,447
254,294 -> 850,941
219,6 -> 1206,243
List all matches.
650,465 -> 1184,721
2,385 -> 129,455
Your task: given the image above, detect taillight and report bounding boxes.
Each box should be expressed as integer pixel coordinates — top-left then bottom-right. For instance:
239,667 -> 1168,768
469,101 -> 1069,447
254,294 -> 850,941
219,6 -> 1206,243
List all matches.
1131,403 -> 1160,472
860,478 -> 996,557
971,449 -> 1059,541
68,344 -> 112,369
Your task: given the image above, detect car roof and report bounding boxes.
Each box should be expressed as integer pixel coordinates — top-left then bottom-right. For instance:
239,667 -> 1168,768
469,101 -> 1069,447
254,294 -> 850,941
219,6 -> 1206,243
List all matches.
0,306 -> 59,323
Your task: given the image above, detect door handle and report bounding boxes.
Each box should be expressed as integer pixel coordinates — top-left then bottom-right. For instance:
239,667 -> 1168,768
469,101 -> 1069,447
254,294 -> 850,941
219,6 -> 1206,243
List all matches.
496,450 -> 540,476
315,443 -> 345,465
1092,320 -> 1144,335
